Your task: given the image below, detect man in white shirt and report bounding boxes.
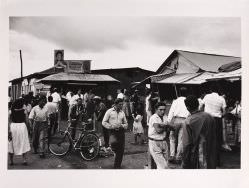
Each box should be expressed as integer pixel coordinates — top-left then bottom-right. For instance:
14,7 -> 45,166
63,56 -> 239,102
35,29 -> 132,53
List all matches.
51,88 -> 61,109
200,84 -> 226,167
102,98 -> 128,169
45,96 -> 58,135
167,87 -> 190,163
148,102 -> 175,169
29,96 -> 49,158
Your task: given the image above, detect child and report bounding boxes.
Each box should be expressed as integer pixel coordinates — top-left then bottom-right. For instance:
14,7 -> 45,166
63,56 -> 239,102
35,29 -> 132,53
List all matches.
132,111 -> 144,145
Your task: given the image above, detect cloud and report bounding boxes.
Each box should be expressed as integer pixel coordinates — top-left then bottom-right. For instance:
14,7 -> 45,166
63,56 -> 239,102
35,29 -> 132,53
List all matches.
10,17 -> 241,54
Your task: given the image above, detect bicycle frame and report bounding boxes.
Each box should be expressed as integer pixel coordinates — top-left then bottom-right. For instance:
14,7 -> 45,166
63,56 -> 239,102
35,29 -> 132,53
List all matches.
65,121 -> 96,151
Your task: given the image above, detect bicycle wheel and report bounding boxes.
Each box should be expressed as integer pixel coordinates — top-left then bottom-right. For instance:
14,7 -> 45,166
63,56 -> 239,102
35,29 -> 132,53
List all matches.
79,133 -> 100,161
49,131 -> 71,156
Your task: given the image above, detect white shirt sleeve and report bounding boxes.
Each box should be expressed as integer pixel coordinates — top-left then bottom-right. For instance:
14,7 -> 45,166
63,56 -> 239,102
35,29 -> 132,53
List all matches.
167,100 -> 176,122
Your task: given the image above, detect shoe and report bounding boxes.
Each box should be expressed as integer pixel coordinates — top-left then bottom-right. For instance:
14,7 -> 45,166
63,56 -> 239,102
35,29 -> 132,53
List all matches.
222,144 -> 232,151
33,149 -> 38,154
22,161 -> 28,166
175,159 -> 182,165
130,142 -> 138,145
101,147 -> 108,153
9,162 -> 14,166
39,153 -> 45,159
168,156 -> 175,163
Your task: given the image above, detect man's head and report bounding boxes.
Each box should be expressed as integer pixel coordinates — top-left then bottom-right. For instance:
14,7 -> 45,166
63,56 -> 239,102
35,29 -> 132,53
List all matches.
38,96 -> 47,108
117,89 -> 121,94
93,96 -> 101,104
179,87 -> 188,97
114,98 -> 123,111
53,88 -> 58,93
184,95 -> 199,113
155,102 -> 166,117
77,97 -> 83,105
48,96 -> 53,102
77,89 -> 82,95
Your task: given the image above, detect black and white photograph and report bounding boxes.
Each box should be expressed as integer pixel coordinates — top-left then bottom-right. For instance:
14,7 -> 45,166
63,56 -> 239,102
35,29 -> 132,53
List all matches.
7,16 -> 242,170
1,0 -> 249,188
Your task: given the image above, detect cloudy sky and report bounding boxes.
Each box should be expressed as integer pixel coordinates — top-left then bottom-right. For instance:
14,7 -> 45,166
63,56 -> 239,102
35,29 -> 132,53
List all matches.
9,16 -> 241,80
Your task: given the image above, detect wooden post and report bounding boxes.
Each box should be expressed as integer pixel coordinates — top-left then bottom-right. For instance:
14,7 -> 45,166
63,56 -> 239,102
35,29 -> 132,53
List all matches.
174,84 -> 178,98
19,50 -> 23,80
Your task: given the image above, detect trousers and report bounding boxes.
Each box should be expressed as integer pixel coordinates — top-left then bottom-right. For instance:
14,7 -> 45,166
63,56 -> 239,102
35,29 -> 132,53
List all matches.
169,117 -> 185,160
214,117 -> 222,167
109,129 -> 125,169
32,121 -> 48,153
149,140 -> 169,169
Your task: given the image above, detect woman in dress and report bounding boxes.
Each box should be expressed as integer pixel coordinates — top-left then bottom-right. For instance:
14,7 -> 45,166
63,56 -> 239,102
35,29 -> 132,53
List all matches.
132,110 -> 144,145
8,98 -> 31,165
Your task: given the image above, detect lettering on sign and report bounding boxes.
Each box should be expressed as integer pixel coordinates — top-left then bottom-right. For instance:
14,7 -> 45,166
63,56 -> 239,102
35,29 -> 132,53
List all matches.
66,60 -> 91,73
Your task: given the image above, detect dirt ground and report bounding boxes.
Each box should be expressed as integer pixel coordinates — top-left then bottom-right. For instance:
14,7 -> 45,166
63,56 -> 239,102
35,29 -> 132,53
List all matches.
7,121 -> 240,170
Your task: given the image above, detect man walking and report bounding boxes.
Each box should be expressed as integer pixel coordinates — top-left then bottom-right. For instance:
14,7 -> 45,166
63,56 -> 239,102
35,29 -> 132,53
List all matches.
182,95 -> 217,169
200,84 -> 226,167
102,98 -> 128,169
167,87 -> 189,163
29,96 -> 49,158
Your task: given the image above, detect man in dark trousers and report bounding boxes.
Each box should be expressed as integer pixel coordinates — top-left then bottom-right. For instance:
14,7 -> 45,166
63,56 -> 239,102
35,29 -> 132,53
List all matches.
182,95 -> 217,169
69,97 -> 88,140
93,96 -> 109,151
102,98 -> 128,169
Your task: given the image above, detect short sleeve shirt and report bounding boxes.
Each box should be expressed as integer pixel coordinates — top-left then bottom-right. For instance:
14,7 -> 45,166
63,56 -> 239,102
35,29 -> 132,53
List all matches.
148,113 -> 168,140
202,93 -> 226,118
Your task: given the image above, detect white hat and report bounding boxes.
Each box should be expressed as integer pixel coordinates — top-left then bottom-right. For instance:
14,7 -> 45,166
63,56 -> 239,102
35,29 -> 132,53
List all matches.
93,96 -> 101,100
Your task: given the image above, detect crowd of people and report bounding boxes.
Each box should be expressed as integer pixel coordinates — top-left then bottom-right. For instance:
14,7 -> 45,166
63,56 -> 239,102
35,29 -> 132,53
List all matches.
8,84 -> 241,169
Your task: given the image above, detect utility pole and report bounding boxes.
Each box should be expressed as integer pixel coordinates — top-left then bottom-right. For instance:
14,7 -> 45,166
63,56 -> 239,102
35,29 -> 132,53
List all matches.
19,50 -> 23,80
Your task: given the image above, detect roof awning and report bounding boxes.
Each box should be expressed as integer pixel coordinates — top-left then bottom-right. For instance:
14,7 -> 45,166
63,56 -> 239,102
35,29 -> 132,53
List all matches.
206,68 -> 241,81
37,72 -> 120,84
155,72 -> 217,85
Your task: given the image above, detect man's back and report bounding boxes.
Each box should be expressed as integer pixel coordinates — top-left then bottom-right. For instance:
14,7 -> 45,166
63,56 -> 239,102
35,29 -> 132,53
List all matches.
183,111 -> 216,168
168,96 -> 189,122
202,92 -> 226,117
45,102 -> 57,115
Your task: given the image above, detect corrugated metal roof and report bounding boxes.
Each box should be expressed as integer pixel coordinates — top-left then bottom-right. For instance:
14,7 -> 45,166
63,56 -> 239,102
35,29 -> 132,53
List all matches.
206,68 -> 241,81
38,72 -> 120,83
177,50 -> 241,72
183,72 -> 214,84
156,73 -> 200,84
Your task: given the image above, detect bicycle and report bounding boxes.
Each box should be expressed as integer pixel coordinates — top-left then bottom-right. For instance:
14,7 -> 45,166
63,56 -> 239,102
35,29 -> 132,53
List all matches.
48,120 -> 100,161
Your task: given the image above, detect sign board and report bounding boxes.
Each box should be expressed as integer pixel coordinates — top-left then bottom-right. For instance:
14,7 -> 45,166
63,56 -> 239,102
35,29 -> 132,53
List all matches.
54,50 -> 64,66
66,60 -> 91,73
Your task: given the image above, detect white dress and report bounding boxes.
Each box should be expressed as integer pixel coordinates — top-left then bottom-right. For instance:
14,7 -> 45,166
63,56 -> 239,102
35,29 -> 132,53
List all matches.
133,115 -> 144,134
8,122 -> 31,155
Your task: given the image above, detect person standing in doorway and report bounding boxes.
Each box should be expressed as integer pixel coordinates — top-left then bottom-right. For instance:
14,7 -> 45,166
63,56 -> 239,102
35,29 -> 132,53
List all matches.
102,98 -> 128,169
